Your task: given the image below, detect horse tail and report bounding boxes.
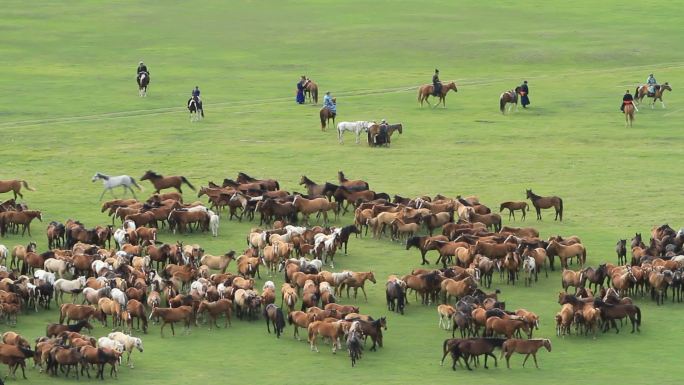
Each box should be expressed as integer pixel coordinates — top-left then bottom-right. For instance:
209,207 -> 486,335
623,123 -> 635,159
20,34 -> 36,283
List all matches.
130,177 -> 143,191
635,86 -> 640,99
312,87 -> 318,104
559,198 -> 563,221
21,180 -> 35,191
635,305 -> 641,326
181,176 -> 196,191
500,95 -> 506,113
276,308 -> 286,329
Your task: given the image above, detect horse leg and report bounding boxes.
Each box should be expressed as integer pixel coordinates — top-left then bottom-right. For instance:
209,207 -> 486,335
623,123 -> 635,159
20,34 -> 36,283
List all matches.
522,353 -> 531,367
100,188 -> 109,201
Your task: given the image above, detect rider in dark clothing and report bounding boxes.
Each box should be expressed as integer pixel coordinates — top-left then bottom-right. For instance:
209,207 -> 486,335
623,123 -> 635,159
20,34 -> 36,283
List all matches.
520,80 -> 530,108
620,90 -> 633,112
432,69 -> 442,96
137,61 -> 148,75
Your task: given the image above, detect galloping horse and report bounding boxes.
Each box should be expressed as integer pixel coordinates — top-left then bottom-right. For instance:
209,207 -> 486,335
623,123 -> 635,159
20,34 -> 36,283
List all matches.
136,72 -> 150,97
304,79 -> 318,104
92,173 -> 143,200
140,170 -> 195,193
526,189 -> 563,221
418,81 -> 458,108
624,102 -> 635,127
319,99 -> 336,130
368,123 -> 403,147
0,179 -> 35,199
188,97 -> 204,122
635,82 -> 672,108
500,87 -> 522,114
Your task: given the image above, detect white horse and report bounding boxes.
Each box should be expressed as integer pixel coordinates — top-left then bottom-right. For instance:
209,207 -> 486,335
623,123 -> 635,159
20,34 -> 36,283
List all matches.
314,232 -> 339,267
337,121 -> 374,144
97,337 -> 125,353
0,244 -> 8,266
43,258 -> 73,278
111,288 -> 128,307
209,210 -> 220,237
108,332 -> 144,368
53,276 -> 86,304
522,255 -> 536,286
92,172 -> 143,200
34,269 -> 56,284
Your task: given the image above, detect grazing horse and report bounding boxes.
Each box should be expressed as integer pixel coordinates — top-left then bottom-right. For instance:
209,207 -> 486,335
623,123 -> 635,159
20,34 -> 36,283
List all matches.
367,123 -> 403,147
418,81 -> 458,108
635,82 -> 672,108
136,72 -> 149,97
337,121 -> 373,144
319,100 -> 336,130
188,97 -> 204,121
500,87 -> 522,114
140,170 -> 195,193
264,303 -> 286,338
92,172 -> 143,200
624,102 -> 635,127
499,201 -> 528,221
526,189 -> 563,221
501,339 -> 552,368
0,179 -> 35,199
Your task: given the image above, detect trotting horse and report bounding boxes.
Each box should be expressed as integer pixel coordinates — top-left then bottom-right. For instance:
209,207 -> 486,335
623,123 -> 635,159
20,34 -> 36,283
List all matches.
0,179 -> 35,199
624,102 -> 635,127
635,82 -> 672,108
188,97 -> 204,122
319,100 -> 336,130
304,79 -> 318,104
92,173 -> 143,200
526,189 -> 563,221
500,86 -> 522,114
140,170 -> 195,193
136,72 -> 149,97
418,81 -> 458,108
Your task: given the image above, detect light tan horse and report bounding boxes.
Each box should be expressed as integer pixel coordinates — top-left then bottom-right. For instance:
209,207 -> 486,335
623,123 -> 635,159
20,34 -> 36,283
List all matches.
624,102 -> 635,127
418,81 -> 458,108
292,196 -> 335,225
0,180 -> 35,199
340,271 -> 376,302
308,320 -> 344,353
635,82 -> 672,108
501,339 -> 552,368
547,240 -> 586,269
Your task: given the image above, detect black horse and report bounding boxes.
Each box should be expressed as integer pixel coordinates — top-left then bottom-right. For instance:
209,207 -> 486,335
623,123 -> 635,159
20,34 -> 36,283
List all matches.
136,72 -> 150,97
188,97 -> 204,121
386,281 -> 405,315
338,225 -> 361,254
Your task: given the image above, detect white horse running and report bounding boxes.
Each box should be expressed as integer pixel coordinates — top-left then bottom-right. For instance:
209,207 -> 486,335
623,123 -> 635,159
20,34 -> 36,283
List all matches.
108,332 -> 144,368
92,172 -> 143,200
337,121 -> 374,144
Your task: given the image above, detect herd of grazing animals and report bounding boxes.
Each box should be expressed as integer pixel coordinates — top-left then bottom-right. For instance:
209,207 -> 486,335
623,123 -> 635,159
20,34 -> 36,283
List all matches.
1,169 -> 683,376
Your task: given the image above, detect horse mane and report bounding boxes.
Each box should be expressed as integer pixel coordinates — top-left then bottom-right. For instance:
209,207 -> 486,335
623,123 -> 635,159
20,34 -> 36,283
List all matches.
526,190 -> 541,200
146,170 -> 161,178
96,173 -> 109,180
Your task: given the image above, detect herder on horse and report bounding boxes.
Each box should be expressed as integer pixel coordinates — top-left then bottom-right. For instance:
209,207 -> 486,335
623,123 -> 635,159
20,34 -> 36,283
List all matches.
137,61 -> 148,77
432,69 -> 442,96
620,89 -> 635,112
646,74 -> 657,96
323,91 -> 336,114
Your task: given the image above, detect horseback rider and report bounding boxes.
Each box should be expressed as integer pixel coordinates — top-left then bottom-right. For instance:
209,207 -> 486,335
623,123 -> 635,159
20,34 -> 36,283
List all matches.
620,89 -> 634,112
519,80 -> 530,108
432,69 -> 442,96
191,86 -> 201,103
646,73 -> 657,95
137,61 -> 148,76
323,91 -> 336,114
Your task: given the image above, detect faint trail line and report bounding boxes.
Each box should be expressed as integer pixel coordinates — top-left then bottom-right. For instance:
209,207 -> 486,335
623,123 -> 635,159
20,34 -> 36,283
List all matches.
1,61 -> 682,129
663,108 -> 683,117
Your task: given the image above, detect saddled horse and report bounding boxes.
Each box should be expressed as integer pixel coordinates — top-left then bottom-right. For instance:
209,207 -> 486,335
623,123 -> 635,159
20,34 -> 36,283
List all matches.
319,100 -> 336,130
500,86 -> 522,114
337,121 -> 373,144
635,82 -> 672,108
92,173 -> 143,200
0,179 -> 35,199
136,72 -> 150,97
624,102 -> 635,127
368,123 -> 402,147
304,79 -> 318,104
418,81 -> 458,108
526,189 -> 563,221
188,97 -> 204,122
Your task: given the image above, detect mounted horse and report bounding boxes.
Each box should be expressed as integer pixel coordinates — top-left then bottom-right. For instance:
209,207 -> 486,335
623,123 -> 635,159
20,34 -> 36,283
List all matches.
92,172 -> 143,200
624,100 -> 635,127
526,189 -> 563,221
500,86 -> 522,114
188,96 -> 204,121
418,81 -> 458,108
635,82 -> 672,108
136,72 -> 150,97
368,123 -> 403,147
319,98 -> 336,130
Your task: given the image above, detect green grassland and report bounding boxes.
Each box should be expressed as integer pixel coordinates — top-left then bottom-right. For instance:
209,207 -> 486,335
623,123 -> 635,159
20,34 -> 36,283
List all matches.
1,1 -> 683,384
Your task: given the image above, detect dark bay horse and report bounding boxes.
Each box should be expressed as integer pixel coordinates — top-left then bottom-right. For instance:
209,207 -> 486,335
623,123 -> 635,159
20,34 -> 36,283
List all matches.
418,82 -> 458,108
304,79 -> 318,104
188,97 -> 204,121
140,170 -> 195,193
526,189 -> 563,221
319,101 -> 336,130
0,179 -> 35,199
136,72 -> 150,97
368,123 -> 403,147
635,82 -> 672,108
500,86 -> 522,114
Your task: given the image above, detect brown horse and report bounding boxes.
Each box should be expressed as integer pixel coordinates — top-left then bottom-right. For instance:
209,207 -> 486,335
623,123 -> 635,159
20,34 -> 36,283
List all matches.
337,171 -> 369,191
635,82 -> 672,108
198,299 -> 233,329
149,306 -> 193,337
468,210 -> 501,232
418,81 -> 458,108
501,339 -> 552,368
367,123 -> 403,147
304,78 -> 318,104
486,316 -> 530,339
319,100 -> 336,130
2,210 -> 42,236
140,170 -> 195,193
499,87 -> 522,114
547,240 -> 586,269
308,320 -> 344,353
293,196 -> 335,225
624,102 -> 635,127
526,189 -> 563,221
499,201 -> 528,221
0,180 -> 35,199
340,271 -> 377,302
59,304 -> 104,324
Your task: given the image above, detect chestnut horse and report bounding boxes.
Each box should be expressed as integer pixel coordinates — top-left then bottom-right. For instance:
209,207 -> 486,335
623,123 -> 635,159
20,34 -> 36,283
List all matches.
624,102 -> 635,127
0,179 -> 35,199
149,306 -> 193,337
304,78 -> 318,104
501,338 -> 552,368
418,81 -> 458,108
319,100 -> 336,130
140,170 -> 195,193
526,189 -> 563,221
499,201 -> 528,221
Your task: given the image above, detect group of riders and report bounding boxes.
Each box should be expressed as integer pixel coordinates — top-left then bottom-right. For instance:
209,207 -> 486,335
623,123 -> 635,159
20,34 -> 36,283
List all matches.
621,73 -> 658,112
136,60 -> 202,109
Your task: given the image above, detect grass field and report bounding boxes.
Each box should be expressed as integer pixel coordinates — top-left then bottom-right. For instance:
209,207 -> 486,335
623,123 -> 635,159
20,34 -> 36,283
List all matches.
1,1 -> 683,384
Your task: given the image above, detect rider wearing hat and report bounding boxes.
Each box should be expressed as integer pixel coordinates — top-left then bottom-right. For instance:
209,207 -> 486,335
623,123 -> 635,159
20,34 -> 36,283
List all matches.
432,69 -> 442,96
519,80 -> 530,108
